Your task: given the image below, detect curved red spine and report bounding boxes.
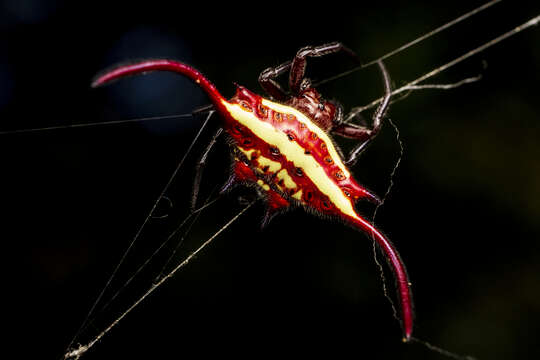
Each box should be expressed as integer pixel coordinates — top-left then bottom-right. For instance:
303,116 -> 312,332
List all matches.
91,59 -> 228,113
348,215 -> 413,341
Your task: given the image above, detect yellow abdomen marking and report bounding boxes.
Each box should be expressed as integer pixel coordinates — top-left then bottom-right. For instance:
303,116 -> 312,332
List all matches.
291,189 -> 303,201
261,99 -> 351,179
256,179 -> 271,191
257,155 -> 282,173
238,146 -> 282,174
276,169 -> 297,190
222,100 -> 358,219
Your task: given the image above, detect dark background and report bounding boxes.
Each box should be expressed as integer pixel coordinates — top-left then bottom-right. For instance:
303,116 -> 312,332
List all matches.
2,1 -> 539,359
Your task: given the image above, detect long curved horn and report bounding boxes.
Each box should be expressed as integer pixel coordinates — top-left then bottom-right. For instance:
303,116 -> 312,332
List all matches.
92,59 -> 227,111
351,215 -> 414,341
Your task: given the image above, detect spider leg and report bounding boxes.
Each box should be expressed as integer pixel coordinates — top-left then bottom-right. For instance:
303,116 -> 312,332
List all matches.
289,42 -> 361,94
259,42 -> 360,99
334,61 -> 392,166
258,61 -> 292,101
191,127 -> 223,211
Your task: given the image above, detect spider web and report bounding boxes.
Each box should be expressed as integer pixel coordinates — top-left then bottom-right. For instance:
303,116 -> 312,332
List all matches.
61,9 -> 539,359
0,2 -> 534,358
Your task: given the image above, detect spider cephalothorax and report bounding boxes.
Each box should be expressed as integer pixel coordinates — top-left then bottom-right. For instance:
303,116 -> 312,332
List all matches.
284,87 -> 339,132
92,42 -> 414,341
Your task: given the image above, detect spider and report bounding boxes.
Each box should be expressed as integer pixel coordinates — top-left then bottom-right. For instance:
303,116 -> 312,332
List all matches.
92,42 -> 414,341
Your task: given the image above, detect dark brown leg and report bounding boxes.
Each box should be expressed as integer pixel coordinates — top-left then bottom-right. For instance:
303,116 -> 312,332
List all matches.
258,61 -> 292,101
333,121 -> 372,140
259,42 -> 361,99
289,42 -> 361,94
334,60 -> 392,166
191,127 -> 223,210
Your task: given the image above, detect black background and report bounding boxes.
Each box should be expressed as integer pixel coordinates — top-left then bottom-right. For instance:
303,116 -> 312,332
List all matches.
2,1 -> 540,359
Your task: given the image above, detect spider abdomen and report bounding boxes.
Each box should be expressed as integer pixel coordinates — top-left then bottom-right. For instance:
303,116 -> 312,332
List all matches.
223,85 -> 376,218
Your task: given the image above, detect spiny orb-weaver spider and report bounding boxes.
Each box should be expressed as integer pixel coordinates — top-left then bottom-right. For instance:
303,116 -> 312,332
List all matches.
92,42 -> 414,341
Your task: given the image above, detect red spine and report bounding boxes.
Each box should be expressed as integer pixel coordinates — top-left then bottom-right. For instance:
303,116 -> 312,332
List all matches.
351,215 -> 414,341
92,59 -> 228,112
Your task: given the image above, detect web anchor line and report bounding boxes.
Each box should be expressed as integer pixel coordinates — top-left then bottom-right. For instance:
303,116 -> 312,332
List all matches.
314,0 -> 503,87
369,118 -> 404,330
62,110 -> 215,357
0,113 -> 198,135
346,14 -> 540,119
64,200 -> 256,359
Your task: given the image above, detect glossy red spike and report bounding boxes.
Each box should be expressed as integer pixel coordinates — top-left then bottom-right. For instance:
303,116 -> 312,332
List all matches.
91,59 -> 227,113
350,216 -> 413,341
